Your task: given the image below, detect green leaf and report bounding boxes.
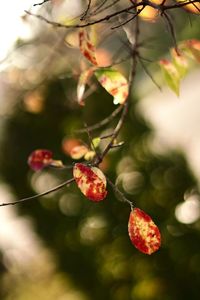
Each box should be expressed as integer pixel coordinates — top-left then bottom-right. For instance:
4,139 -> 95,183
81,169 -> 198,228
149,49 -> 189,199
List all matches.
95,68 -> 129,105
170,48 -> 188,79
159,59 -> 180,96
92,137 -> 101,149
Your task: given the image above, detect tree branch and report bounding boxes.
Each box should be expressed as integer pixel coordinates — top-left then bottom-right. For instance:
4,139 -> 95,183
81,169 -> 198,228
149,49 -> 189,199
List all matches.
0,178 -> 75,207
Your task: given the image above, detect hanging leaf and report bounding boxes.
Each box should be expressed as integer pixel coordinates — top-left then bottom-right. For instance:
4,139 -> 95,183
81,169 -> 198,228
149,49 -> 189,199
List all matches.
77,67 -> 95,106
79,28 -> 98,65
184,39 -> 200,63
70,145 -> 89,160
128,208 -> 161,255
84,150 -> 96,161
91,137 -> 101,149
171,48 -> 188,78
28,149 -> 53,171
73,163 -> 107,201
62,138 -> 82,156
159,59 -> 180,96
95,68 -> 129,105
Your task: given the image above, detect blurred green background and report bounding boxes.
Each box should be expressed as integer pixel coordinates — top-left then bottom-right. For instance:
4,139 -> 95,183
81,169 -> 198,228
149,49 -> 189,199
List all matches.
0,1 -> 200,300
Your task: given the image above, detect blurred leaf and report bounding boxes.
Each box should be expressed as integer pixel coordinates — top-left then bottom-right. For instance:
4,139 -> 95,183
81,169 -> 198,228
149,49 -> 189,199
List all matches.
77,67 -> 95,106
28,149 -> 53,171
171,48 -> 188,78
183,39 -> 200,63
177,0 -> 200,14
159,59 -> 180,96
84,150 -> 96,161
92,137 -> 101,149
70,145 -> 89,160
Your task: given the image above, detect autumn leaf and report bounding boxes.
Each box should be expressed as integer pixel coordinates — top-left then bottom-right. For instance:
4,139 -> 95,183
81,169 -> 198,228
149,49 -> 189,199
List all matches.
79,28 -> 98,65
184,39 -> 200,63
77,67 -> 95,105
28,149 -> 53,171
95,68 -> 129,105
128,208 -> 161,255
171,48 -> 188,78
70,145 -> 89,160
177,0 -> 200,15
73,163 -> 107,201
159,59 -> 180,96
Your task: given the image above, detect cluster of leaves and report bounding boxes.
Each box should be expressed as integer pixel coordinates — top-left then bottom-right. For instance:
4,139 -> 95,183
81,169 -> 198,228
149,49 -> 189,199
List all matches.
77,28 -> 129,106
159,39 -> 200,95
1,0 -> 200,261
28,149 -> 161,255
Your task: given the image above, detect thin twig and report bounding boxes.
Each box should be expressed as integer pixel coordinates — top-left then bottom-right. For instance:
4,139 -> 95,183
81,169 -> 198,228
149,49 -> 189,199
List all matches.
96,17 -> 140,164
76,105 -> 123,133
25,3 -> 140,29
111,6 -> 145,29
33,0 -> 50,7
0,178 -> 74,207
107,177 -> 134,209
80,0 -> 92,20
139,56 -> 162,91
162,11 -> 178,51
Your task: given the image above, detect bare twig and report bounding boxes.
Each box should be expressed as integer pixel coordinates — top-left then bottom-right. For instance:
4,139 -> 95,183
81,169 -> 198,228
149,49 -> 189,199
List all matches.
139,56 -> 162,91
162,11 -> 178,51
33,0 -> 50,7
24,3 -> 140,29
76,105 -> 123,133
107,177 -> 134,209
0,178 -> 74,207
80,0 -> 92,20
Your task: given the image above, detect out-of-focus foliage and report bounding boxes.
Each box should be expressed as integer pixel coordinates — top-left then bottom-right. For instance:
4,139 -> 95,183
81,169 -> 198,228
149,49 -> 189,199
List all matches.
0,1 -> 200,300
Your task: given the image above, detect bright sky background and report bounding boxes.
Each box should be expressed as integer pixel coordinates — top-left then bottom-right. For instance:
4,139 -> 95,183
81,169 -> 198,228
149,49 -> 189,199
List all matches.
0,0 -> 36,61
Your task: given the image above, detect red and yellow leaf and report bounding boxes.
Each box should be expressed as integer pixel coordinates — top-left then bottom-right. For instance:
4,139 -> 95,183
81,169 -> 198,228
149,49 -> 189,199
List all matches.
79,28 -> 98,65
28,149 -> 53,171
159,59 -> 180,96
184,39 -> 200,63
171,48 -> 188,78
70,145 -> 89,160
128,208 -> 161,255
95,68 -> 129,105
73,163 -> 107,201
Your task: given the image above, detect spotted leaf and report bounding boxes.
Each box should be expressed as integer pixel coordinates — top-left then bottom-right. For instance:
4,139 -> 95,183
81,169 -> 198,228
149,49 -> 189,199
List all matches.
95,68 -> 129,105
73,163 -> 107,201
128,208 -> 161,255
28,149 -> 53,171
79,28 -> 98,65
